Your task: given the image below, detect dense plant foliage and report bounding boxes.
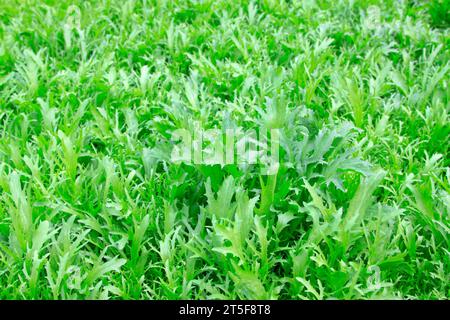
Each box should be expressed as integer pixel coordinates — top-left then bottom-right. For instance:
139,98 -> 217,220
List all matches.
0,0 -> 448,299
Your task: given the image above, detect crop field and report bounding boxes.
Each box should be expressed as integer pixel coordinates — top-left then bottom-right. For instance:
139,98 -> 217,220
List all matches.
0,0 -> 448,300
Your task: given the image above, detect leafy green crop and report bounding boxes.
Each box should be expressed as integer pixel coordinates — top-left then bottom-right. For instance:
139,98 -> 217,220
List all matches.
0,0 -> 448,299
